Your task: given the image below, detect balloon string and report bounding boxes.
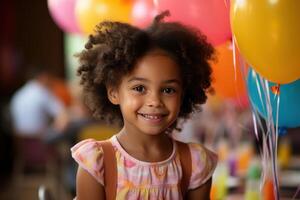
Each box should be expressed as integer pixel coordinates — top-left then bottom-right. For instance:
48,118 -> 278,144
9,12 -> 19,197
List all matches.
234,42 -> 275,197
251,101 -> 267,142
251,72 -> 280,199
231,40 -> 241,107
271,131 -> 279,200
252,112 -> 259,141
272,90 -> 280,200
234,34 -> 280,199
232,40 -> 237,81
257,109 -> 269,192
234,41 -> 264,144
263,76 -> 280,200
263,79 -> 271,123
232,38 -> 248,107
268,80 -> 280,200
254,71 -> 267,115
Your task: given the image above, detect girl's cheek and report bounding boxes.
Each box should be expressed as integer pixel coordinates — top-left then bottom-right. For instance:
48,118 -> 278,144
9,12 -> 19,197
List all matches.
125,96 -> 142,107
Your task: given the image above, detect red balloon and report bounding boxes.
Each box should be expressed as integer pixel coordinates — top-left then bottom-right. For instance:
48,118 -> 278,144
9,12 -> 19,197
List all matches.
131,0 -> 158,28
157,0 -> 231,45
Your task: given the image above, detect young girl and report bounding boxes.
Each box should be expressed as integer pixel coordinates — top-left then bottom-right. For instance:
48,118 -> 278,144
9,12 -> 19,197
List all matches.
71,11 -> 218,199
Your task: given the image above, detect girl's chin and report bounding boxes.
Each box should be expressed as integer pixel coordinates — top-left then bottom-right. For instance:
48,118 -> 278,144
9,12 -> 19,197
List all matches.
138,127 -> 168,136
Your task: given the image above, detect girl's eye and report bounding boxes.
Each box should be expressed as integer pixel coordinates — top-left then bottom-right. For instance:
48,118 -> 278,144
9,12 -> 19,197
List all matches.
162,87 -> 176,94
132,85 -> 145,93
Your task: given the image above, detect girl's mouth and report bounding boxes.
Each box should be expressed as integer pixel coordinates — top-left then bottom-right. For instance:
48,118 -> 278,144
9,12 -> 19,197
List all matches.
138,113 -> 167,123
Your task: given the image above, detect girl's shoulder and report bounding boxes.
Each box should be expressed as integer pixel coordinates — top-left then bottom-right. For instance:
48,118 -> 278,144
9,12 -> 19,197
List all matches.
185,142 -> 218,190
71,139 -> 107,185
187,142 -> 218,163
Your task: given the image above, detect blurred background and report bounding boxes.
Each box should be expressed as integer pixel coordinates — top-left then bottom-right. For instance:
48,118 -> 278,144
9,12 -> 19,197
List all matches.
1,0 -> 300,199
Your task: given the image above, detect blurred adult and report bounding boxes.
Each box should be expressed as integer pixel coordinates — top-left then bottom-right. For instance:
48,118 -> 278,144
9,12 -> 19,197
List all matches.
9,66 -> 68,171
44,84 -> 119,196
10,66 -> 68,138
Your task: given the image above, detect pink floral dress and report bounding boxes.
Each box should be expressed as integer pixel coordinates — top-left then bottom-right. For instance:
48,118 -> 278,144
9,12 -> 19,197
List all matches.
71,135 -> 217,200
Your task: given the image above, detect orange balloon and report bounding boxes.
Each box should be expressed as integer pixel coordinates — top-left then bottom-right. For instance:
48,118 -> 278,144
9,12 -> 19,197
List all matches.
75,0 -> 133,34
263,179 -> 275,200
211,42 -> 248,103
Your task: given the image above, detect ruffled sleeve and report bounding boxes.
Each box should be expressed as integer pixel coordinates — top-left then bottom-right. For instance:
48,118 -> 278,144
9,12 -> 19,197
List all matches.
71,139 -> 105,185
188,143 -> 218,190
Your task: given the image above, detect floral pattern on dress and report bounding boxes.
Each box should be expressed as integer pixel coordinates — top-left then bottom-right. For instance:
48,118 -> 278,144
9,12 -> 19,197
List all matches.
71,135 -> 217,200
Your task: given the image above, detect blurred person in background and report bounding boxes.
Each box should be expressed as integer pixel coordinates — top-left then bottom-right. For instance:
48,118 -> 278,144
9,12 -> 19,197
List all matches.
9,65 -> 69,172
45,84 -> 119,196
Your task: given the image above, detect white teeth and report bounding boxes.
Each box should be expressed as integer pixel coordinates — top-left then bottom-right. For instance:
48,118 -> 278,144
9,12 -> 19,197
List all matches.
142,114 -> 161,120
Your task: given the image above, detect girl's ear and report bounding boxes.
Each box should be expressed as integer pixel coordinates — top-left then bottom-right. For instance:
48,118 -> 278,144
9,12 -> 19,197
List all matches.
107,87 -> 119,105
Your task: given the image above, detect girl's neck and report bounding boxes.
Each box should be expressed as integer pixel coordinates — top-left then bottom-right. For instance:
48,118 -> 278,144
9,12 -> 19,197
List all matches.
116,127 -> 173,162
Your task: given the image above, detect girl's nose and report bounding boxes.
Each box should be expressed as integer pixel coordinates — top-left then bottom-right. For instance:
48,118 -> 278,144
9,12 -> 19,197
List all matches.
146,92 -> 163,107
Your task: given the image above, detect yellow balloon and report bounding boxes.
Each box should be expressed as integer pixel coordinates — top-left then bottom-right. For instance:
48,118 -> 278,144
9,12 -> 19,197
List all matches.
75,0 -> 132,34
231,0 -> 300,84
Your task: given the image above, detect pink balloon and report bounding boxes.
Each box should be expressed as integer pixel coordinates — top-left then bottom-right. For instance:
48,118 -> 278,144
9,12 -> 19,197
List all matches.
131,0 -> 158,28
157,0 -> 231,45
48,0 -> 81,34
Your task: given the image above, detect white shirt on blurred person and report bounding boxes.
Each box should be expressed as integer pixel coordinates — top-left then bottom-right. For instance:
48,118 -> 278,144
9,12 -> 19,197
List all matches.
10,80 -> 64,136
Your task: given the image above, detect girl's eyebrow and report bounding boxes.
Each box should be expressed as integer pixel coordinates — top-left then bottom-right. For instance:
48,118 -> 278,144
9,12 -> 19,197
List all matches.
128,77 -> 181,84
128,77 -> 149,83
164,79 -> 182,84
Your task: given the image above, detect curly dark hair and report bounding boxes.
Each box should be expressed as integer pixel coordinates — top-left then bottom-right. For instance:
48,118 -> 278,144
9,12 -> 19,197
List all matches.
77,11 -> 215,126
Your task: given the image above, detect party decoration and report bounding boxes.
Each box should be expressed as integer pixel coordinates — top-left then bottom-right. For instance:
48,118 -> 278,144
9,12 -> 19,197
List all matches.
75,0 -> 133,34
131,0 -> 157,28
231,0 -> 300,84
47,0 -> 80,34
212,42 -> 248,106
157,0 -> 231,45
247,69 -> 300,128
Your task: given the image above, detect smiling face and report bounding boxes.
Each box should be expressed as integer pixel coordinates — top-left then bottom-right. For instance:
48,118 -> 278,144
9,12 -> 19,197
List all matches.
108,49 -> 183,136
